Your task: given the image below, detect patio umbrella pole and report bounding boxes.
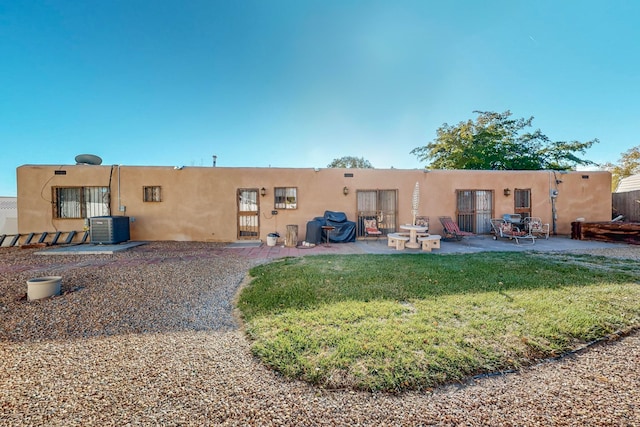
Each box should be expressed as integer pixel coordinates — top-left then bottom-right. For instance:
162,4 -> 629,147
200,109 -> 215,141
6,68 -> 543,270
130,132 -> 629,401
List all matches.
411,182 -> 419,226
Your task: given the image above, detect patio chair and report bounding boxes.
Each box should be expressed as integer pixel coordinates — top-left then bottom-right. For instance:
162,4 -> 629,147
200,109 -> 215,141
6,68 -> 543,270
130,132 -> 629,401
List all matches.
524,217 -> 549,239
415,216 -> 429,231
438,216 -> 475,241
363,218 -> 383,242
489,218 -> 535,245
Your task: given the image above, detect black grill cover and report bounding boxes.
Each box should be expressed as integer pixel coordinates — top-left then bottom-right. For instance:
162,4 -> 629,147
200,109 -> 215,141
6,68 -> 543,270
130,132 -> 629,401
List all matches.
305,220 -> 324,244
308,211 -> 356,243
324,211 -> 348,222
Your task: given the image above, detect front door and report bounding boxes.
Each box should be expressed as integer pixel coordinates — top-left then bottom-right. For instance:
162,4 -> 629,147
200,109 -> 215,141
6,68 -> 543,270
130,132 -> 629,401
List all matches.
456,190 -> 493,233
237,188 -> 260,240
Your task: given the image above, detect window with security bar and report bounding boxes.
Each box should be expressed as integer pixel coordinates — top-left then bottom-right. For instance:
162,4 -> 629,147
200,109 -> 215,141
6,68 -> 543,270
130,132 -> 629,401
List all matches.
53,186 -> 110,219
274,187 -> 297,209
143,186 -> 162,202
514,188 -> 531,219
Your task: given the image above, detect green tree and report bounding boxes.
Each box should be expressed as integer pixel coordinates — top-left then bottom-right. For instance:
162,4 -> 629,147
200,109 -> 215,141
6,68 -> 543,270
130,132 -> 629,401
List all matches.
327,156 -> 373,168
602,146 -> 640,191
411,110 -> 598,170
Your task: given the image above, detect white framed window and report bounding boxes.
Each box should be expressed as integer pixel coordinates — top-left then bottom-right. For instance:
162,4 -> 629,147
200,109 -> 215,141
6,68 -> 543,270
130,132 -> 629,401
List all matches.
53,186 -> 110,219
143,186 -> 162,202
274,187 -> 297,209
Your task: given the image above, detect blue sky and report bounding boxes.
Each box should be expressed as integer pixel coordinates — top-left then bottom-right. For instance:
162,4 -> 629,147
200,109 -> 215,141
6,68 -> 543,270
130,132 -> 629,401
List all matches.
1,0 -> 638,196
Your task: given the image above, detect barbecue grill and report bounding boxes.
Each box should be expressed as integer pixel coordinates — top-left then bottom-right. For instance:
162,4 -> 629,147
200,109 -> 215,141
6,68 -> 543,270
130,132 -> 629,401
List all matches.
502,213 -> 522,224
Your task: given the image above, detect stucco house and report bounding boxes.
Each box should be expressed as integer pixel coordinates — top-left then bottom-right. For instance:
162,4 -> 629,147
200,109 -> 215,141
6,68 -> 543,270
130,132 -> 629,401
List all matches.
16,164 -> 611,243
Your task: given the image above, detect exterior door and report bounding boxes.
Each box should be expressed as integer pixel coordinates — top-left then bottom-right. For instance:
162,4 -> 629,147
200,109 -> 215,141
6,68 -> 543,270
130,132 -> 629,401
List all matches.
456,190 -> 493,233
237,188 -> 260,240
356,190 -> 398,237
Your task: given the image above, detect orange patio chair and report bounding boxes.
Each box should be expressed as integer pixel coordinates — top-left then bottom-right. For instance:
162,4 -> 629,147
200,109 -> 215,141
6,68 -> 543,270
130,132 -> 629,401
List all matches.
438,216 -> 475,241
363,218 -> 383,242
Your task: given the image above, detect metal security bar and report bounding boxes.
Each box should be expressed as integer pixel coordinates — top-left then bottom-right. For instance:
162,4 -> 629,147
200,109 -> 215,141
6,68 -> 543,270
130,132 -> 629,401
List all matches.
53,187 -> 110,219
237,188 -> 260,239
456,190 -> 493,233
356,189 -> 397,236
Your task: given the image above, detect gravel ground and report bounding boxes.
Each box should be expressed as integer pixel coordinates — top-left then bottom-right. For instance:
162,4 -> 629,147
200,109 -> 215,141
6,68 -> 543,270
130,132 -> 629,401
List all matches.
1,242 -> 639,426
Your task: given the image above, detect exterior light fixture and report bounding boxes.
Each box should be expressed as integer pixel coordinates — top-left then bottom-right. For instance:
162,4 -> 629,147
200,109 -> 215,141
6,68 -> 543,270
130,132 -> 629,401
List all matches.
260,187 -> 266,197
503,188 -> 511,196
343,186 -> 349,196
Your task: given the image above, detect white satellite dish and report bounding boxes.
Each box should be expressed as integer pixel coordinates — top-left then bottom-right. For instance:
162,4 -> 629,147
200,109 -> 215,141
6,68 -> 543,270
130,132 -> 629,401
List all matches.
75,154 -> 103,165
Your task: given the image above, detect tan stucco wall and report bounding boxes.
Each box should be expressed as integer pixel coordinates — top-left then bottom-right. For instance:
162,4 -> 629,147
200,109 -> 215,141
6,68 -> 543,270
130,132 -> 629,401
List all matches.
17,165 -> 611,242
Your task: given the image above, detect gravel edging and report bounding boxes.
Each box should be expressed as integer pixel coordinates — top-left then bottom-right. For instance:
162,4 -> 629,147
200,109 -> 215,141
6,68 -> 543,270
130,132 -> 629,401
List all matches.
1,242 -> 639,426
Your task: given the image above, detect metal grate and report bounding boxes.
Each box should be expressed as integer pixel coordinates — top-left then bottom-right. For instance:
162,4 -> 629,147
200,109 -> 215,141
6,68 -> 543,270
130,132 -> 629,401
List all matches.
53,186 -> 110,219
143,186 -> 162,202
237,189 -> 260,239
456,190 -> 493,233
356,189 -> 397,236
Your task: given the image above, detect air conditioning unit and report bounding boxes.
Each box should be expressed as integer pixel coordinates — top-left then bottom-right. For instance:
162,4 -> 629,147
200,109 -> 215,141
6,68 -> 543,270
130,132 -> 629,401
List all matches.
90,216 -> 130,244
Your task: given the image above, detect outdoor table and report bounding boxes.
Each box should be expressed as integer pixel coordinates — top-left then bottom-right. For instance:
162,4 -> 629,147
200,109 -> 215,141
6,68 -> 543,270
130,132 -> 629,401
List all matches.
399,224 -> 428,249
321,225 -> 335,247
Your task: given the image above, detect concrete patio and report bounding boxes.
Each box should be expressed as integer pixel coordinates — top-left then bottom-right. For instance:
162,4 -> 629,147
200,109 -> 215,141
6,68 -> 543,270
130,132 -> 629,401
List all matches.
36,234 -> 628,260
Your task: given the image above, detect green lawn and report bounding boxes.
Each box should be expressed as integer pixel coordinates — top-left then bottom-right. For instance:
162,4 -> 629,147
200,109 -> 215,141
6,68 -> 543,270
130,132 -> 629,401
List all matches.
237,252 -> 640,392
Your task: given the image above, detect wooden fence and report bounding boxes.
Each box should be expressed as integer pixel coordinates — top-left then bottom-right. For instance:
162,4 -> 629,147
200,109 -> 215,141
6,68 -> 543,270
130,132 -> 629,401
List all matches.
613,190 -> 640,222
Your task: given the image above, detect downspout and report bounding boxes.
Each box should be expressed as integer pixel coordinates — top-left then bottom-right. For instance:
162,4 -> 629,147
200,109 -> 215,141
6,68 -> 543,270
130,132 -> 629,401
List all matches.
551,195 -> 557,236
550,171 -> 561,235
108,165 -> 114,216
